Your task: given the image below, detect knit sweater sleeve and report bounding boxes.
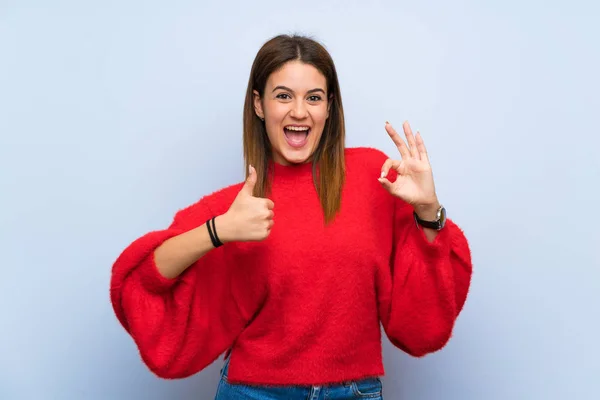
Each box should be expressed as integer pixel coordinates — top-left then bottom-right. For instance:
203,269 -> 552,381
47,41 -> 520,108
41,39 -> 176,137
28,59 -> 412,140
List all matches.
109,201 -> 249,379
378,187 -> 473,357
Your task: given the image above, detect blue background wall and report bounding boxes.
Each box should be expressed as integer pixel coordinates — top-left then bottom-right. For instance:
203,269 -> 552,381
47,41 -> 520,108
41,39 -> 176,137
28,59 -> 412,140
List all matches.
1,1 -> 598,398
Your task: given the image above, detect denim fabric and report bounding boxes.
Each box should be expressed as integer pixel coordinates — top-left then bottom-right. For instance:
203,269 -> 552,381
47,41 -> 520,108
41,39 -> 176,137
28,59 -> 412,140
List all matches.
214,356 -> 383,399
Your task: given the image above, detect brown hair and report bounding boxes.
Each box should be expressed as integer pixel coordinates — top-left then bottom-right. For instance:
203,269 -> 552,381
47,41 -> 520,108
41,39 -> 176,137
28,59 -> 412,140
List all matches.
242,34 -> 346,224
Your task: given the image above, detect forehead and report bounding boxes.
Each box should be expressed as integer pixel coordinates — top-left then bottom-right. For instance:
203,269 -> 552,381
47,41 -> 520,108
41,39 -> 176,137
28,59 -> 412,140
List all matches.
266,61 -> 327,91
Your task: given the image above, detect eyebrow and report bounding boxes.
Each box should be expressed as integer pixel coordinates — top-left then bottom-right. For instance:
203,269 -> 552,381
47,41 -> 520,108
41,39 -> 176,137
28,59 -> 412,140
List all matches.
272,85 -> 326,95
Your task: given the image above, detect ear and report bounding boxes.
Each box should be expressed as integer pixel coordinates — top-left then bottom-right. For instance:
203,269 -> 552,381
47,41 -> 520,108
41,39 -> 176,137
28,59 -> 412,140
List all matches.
253,90 -> 264,120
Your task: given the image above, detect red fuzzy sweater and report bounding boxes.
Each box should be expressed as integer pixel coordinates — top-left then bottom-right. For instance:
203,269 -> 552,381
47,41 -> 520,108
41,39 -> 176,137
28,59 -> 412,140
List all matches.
110,147 -> 472,385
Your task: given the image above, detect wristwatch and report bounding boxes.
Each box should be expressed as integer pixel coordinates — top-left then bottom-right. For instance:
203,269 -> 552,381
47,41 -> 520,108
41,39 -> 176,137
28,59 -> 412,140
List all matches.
413,204 -> 446,231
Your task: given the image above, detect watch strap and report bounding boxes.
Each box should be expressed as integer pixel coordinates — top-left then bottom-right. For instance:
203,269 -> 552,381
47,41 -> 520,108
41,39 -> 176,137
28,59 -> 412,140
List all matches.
413,205 -> 446,230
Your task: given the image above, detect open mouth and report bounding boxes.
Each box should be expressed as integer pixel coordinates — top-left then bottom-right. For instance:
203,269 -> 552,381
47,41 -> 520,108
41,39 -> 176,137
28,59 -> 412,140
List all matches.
283,125 -> 311,148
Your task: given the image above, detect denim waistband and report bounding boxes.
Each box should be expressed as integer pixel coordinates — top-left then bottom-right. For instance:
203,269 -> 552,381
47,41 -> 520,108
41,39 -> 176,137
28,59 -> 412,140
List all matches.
220,356 -> 362,388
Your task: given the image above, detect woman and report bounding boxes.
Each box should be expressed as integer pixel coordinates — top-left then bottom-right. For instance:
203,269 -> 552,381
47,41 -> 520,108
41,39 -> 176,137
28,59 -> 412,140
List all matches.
110,34 -> 472,400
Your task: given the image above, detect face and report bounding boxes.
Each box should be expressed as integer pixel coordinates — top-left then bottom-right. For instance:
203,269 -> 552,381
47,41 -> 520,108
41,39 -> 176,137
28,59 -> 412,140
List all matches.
254,61 -> 330,166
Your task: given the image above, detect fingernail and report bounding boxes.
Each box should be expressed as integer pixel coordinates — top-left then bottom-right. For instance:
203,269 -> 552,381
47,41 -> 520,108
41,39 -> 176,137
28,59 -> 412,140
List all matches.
380,171 -> 386,178
385,121 -> 390,125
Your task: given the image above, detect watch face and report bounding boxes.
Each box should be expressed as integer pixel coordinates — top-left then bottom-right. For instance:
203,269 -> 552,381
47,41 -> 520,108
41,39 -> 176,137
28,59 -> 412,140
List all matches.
438,206 -> 447,228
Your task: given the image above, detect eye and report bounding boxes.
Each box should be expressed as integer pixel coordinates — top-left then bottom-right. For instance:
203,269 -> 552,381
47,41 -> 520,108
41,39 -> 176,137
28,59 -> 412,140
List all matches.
276,93 -> 291,100
308,95 -> 322,102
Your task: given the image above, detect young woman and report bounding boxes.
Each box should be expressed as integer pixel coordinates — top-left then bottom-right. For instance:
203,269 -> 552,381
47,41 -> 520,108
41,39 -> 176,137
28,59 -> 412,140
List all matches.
110,34 -> 473,400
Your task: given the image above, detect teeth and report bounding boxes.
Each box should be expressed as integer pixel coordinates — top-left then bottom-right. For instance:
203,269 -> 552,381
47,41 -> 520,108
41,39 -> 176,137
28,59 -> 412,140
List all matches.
285,126 -> 310,131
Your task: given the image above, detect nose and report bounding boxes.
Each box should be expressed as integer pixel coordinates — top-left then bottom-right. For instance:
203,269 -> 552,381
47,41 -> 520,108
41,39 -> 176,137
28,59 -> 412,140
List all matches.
290,99 -> 308,120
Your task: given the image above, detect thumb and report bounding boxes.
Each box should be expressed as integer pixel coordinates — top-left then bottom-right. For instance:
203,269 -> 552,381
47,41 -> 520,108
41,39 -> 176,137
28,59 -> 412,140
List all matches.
378,177 -> 394,193
242,165 -> 257,195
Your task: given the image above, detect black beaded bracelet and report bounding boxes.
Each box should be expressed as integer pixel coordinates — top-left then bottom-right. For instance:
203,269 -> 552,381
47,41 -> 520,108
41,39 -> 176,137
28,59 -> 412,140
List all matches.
206,217 -> 223,248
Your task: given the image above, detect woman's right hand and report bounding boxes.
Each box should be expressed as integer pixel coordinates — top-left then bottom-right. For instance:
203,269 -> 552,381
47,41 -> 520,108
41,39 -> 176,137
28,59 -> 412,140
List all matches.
216,165 -> 275,243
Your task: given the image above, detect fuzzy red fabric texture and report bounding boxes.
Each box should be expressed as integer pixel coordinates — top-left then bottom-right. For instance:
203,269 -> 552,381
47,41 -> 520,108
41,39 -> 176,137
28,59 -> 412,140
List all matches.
110,147 -> 472,385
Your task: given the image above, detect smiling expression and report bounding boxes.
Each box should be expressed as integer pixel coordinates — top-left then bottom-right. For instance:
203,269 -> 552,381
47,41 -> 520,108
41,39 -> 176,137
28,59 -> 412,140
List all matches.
254,60 -> 330,166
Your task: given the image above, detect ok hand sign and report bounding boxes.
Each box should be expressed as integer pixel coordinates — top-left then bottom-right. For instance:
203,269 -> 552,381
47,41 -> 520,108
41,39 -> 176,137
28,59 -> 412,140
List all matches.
378,121 -> 439,210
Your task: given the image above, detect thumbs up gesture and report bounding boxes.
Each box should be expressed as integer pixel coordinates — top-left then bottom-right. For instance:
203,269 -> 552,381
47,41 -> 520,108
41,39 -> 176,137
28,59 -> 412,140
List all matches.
219,165 -> 275,243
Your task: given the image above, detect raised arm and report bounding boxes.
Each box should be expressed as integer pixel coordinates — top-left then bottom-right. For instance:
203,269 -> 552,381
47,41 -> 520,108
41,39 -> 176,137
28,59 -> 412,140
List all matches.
110,166 -> 275,378
109,202 -> 245,378
375,121 -> 472,356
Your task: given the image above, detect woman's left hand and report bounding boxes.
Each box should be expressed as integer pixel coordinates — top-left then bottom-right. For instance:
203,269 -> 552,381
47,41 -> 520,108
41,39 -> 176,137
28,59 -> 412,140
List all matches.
378,121 -> 440,218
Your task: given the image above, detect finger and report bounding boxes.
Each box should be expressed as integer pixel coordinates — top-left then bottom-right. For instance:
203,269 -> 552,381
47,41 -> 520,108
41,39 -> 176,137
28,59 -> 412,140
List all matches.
380,158 -> 401,178
403,121 -> 419,160
385,122 -> 410,160
243,165 -> 257,194
377,177 -> 394,193
266,210 -> 275,220
267,219 -> 275,229
415,131 -> 429,163
265,199 -> 275,210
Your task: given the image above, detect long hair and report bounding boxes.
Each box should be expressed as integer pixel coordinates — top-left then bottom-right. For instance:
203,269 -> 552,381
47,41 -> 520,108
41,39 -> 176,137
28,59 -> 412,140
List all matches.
242,34 -> 346,224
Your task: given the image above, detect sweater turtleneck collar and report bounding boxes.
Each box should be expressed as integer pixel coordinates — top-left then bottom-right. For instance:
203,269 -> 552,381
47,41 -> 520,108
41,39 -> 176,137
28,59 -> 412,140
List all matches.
268,158 -> 317,182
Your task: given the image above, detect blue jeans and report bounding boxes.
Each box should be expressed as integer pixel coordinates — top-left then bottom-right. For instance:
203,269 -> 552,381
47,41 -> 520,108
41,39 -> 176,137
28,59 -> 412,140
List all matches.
214,356 -> 384,399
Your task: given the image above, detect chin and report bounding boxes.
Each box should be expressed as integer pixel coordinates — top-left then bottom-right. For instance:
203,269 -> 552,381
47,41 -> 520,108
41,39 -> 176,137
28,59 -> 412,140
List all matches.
280,150 -> 313,165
